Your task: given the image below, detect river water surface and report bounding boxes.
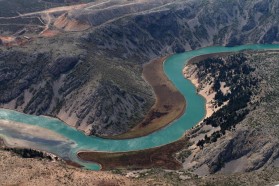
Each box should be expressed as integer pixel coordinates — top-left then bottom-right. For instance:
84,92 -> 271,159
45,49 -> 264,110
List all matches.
1,44 -> 279,170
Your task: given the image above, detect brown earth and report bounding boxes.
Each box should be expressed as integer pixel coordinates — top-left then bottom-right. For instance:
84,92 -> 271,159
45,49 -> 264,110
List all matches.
40,29 -> 61,37
111,56 -> 186,139
54,13 -> 90,31
77,137 -> 190,171
0,36 -> 31,46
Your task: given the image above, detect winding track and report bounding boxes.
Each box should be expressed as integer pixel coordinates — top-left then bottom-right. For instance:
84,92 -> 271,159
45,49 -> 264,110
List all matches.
0,0 -> 174,36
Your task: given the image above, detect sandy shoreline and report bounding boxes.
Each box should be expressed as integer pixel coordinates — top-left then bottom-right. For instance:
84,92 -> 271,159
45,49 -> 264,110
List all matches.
183,53 -> 233,122
112,56 -> 186,139
183,65 -> 214,119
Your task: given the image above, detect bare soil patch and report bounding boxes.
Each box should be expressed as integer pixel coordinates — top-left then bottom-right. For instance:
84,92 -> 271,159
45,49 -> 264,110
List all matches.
112,56 -> 186,139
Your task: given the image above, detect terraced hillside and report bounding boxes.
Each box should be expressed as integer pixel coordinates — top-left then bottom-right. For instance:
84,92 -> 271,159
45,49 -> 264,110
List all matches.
1,0 -> 279,137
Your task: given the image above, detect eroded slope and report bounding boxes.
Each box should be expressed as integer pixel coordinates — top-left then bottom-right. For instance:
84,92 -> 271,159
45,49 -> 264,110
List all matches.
1,0 -> 279,136
181,51 -> 279,175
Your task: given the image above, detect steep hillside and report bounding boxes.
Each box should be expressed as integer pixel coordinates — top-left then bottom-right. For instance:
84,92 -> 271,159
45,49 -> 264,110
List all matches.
1,0 -> 279,137
181,51 -> 279,175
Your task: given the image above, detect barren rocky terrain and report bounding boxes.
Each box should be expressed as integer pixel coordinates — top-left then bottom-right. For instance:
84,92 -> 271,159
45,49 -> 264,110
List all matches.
1,0 -> 279,185
0,148 -> 138,186
181,51 -> 279,176
1,0 -> 279,137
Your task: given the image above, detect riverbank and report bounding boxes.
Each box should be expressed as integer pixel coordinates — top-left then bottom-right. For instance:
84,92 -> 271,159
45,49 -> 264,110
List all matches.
0,119 -> 84,168
77,136 -> 190,170
111,56 -> 186,139
0,137 -> 84,170
183,52 -> 232,120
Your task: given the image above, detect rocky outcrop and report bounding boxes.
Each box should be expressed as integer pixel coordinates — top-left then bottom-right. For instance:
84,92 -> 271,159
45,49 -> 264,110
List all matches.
48,56 -> 79,77
0,51 -> 49,103
70,81 -> 147,136
261,26 -> 279,44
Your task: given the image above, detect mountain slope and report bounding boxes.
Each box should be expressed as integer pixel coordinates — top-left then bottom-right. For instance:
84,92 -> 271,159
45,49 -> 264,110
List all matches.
1,0 -> 279,136
181,51 -> 279,175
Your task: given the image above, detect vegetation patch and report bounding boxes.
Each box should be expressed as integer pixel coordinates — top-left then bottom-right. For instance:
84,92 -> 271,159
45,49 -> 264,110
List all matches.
192,53 -> 259,148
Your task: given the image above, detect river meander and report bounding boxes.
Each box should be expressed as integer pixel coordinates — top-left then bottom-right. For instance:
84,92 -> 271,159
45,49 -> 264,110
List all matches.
1,44 -> 279,170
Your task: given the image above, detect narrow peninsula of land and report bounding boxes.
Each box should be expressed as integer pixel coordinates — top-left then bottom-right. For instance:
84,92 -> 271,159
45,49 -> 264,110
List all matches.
111,57 -> 186,139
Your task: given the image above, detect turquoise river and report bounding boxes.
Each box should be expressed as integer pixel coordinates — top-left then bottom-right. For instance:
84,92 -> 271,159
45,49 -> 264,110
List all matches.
1,44 -> 279,170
